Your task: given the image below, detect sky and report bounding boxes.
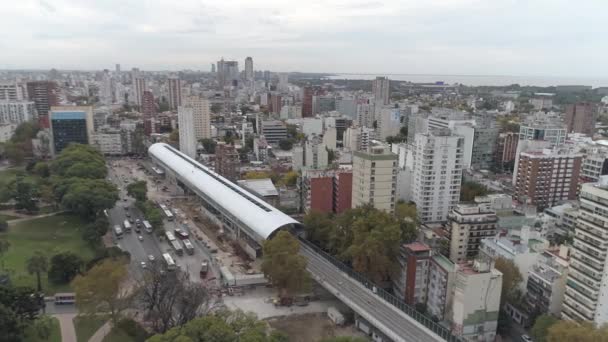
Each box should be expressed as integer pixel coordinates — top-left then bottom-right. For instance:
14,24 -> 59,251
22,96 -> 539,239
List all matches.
1,0 -> 607,78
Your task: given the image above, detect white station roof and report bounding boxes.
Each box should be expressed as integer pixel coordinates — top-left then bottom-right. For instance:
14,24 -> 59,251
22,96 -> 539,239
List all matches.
148,143 -> 299,241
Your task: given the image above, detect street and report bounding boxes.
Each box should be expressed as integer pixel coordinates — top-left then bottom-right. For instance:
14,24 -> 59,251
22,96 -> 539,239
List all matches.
105,157 -> 219,284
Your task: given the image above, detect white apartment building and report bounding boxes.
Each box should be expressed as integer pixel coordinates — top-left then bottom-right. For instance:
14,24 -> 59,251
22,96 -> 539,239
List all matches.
451,258 -> 502,342
0,124 -> 16,143
0,82 -> 26,101
304,135 -> 329,170
411,129 -> 464,223
177,106 -> 197,159
352,144 -> 397,213
92,131 -> 123,155
524,248 -> 569,317
260,120 -> 287,145
356,102 -> 375,129
183,96 -> 211,140
376,107 -> 401,140
0,101 -> 37,124
344,126 -> 374,152
372,76 -> 390,106
562,179 -> 608,324
448,203 -> 498,263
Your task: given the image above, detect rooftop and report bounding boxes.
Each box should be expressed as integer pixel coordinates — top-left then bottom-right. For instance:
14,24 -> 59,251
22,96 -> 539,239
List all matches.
404,242 -> 431,252
237,178 -> 279,197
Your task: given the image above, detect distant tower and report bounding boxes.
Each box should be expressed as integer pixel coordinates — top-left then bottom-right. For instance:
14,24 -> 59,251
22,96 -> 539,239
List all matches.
167,76 -> 182,111
211,63 -> 216,73
26,80 -> 60,128
372,76 -> 390,105
115,64 -> 121,73
142,91 -> 157,136
131,69 -> 146,108
245,57 -> 254,81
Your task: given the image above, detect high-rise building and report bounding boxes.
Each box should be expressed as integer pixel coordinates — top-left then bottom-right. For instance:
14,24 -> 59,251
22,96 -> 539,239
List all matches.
565,102 -> 597,135
245,57 -> 253,81
49,106 -> 94,156
217,59 -> 239,87
518,114 -> 567,146
211,63 -> 216,73
177,106 -> 196,158
580,149 -> 608,183
524,248 -> 569,318
115,64 -> 121,73
447,202 -> 498,263
562,178 -> 608,324
277,73 -> 289,92
100,70 -> 113,105
26,81 -> 60,126
352,144 -> 397,213
376,107 -> 401,140
470,115 -> 498,170
494,132 -> 519,171
301,169 -> 353,214
451,258 -> 502,342
514,149 -> 582,210
304,135 -> 329,169
394,242 -> 432,306
0,101 -> 37,125
131,71 -> 146,108
302,86 -> 313,118
411,129 -> 464,223
0,82 -> 26,101
167,76 -> 182,110
141,91 -> 157,136
182,96 -> 211,140
356,100 -> 374,128
372,76 -> 390,105
215,142 -> 240,181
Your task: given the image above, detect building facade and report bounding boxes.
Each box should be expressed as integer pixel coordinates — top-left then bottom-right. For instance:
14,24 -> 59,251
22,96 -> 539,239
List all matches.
183,96 -> 211,140
49,106 -> 94,156
215,142 -> 240,181
494,132 -> 519,171
393,242 -> 431,306
352,145 -> 397,213
26,81 -> 60,126
260,120 -> 287,145
514,149 -> 582,210
0,101 -> 36,125
411,130 -> 464,223
177,106 -> 196,158
565,102 -> 596,135
167,76 -> 182,110
448,203 -> 498,263
562,179 -> 608,324
372,76 -> 390,105
142,91 -> 157,136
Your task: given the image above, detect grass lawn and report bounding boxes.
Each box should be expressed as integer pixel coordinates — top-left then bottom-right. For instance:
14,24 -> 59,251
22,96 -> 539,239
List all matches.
0,214 -> 95,294
74,315 -> 108,342
102,327 -> 137,342
23,316 -> 61,342
0,214 -> 18,221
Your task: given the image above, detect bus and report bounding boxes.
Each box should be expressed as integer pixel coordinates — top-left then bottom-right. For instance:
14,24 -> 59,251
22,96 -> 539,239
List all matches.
165,231 -> 176,241
123,219 -> 132,232
162,253 -> 177,271
142,220 -> 153,233
54,293 -> 76,305
164,209 -> 174,221
171,240 -> 184,256
114,225 -> 123,239
183,239 -> 194,255
159,203 -> 168,211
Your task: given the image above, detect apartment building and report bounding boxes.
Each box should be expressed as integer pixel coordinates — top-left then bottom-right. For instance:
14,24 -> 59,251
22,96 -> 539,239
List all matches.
393,242 -> 431,305
524,248 -> 569,317
448,202 -> 498,263
352,144 -> 397,213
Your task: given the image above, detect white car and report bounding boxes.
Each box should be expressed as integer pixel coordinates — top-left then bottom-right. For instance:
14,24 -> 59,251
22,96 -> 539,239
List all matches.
521,335 -> 533,342
148,255 -> 155,261
138,235 -> 144,241
140,261 -> 147,269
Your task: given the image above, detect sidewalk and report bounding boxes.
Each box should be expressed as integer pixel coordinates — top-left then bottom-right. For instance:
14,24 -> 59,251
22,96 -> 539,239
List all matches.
7,211 -> 65,226
88,321 -> 111,342
54,313 -> 77,342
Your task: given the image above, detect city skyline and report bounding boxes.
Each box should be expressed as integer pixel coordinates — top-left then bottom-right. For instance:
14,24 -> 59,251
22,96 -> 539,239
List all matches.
1,0 -> 607,79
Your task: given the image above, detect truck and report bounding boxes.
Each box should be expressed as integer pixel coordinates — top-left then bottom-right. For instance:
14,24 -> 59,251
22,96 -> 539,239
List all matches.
123,219 -> 132,232
200,261 -> 209,278
183,239 -> 194,255
165,231 -> 176,241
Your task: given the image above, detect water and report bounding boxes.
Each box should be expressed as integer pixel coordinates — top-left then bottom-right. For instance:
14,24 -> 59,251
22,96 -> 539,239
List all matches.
327,73 -> 608,88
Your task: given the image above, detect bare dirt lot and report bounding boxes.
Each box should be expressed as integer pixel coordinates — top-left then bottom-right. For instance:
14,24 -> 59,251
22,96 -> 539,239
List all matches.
268,313 -> 367,342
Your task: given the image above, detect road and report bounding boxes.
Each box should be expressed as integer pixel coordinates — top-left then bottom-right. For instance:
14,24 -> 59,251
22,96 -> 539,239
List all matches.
105,158 -> 219,284
300,243 -> 444,342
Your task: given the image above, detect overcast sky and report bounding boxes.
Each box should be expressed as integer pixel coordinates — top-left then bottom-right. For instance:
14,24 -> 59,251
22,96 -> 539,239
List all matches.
1,0 -> 606,78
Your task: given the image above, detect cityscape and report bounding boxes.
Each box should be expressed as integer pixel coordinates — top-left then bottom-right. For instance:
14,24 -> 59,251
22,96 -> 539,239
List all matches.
1,2 -> 608,342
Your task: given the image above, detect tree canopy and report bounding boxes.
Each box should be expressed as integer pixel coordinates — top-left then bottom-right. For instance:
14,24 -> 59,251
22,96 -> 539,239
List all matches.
531,314 -> 558,342
261,231 -> 310,298
50,144 -> 107,179
48,252 -> 83,284
59,178 -> 119,218
26,252 -> 48,292
493,257 -> 522,305
547,320 -> 608,342
303,205 -> 417,282
147,310 -> 287,342
72,258 -> 131,326
460,181 -> 490,202
127,180 -> 148,202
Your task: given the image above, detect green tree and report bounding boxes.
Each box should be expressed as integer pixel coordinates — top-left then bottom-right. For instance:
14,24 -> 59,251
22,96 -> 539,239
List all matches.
460,181 -> 490,202
3,141 -> 25,165
50,144 -> 107,179
26,252 -> 48,292
72,258 -> 131,327
0,239 -> 10,270
148,310 -> 286,342
243,171 -> 271,180
261,231 -> 310,298
60,178 -> 119,218
199,138 -> 217,154
494,257 -> 522,305
0,286 -> 43,323
211,103 -> 223,114
32,315 -> 54,341
10,177 -> 38,212
127,180 -> 148,202
32,162 -> 50,178
48,252 -> 83,284
0,218 -> 7,232
0,303 -> 22,342
303,211 -> 335,246
278,139 -> 293,151
547,320 -> 608,342
279,171 -> 299,187
531,315 -> 558,342
82,215 -> 109,247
